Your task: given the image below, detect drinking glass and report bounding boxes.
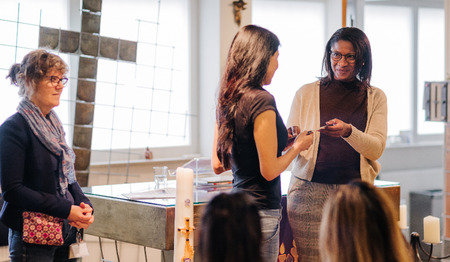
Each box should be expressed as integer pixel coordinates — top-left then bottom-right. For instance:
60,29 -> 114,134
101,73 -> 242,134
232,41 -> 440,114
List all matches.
153,166 -> 168,190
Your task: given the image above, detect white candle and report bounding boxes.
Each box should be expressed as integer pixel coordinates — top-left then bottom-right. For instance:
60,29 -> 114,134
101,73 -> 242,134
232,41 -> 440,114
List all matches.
174,167 -> 194,262
398,205 -> 407,229
423,215 -> 440,244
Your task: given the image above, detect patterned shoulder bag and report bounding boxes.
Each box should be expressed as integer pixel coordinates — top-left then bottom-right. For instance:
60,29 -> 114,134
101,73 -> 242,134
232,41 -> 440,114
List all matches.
22,211 -> 64,246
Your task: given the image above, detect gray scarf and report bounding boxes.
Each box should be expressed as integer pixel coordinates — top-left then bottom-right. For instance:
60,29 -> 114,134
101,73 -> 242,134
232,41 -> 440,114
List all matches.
17,98 -> 76,196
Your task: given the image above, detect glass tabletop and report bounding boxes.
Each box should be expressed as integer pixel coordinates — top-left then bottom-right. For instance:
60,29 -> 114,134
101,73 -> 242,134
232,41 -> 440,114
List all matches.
82,171 -> 399,207
82,180 -> 227,207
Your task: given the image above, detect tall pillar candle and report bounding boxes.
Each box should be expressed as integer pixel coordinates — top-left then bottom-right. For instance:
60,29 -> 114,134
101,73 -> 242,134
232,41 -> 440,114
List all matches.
398,204 -> 407,229
423,215 -> 440,244
174,167 -> 194,262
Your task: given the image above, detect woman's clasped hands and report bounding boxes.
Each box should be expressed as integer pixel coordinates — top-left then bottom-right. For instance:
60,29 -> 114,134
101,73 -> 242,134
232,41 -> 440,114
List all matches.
68,202 -> 94,229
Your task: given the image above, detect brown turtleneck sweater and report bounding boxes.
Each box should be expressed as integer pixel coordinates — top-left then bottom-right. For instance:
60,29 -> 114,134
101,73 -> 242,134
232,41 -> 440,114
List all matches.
311,80 -> 367,184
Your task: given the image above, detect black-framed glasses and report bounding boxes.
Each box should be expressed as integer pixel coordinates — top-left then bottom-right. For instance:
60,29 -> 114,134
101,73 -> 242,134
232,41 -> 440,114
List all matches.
48,76 -> 69,87
330,52 -> 356,63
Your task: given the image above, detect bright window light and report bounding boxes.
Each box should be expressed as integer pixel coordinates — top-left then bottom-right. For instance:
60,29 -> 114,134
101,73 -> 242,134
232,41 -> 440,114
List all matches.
252,0 -> 326,121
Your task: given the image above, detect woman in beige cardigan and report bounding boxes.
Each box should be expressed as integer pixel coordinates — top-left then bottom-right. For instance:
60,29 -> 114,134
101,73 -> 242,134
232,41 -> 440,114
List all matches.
286,27 -> 387,261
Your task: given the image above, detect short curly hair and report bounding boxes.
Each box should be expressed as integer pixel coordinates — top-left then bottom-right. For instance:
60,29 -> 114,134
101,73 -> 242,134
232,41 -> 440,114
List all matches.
6,49 -> 68,99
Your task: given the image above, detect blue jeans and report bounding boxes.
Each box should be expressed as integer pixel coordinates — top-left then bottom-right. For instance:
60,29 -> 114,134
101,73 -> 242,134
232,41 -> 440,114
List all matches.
8,221 -> 79,262
259,208 -> 282,262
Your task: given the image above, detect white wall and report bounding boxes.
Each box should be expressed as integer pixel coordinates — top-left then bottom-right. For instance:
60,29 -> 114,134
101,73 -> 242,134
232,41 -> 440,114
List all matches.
198,0 -> 220,158
198,0 -> 253,157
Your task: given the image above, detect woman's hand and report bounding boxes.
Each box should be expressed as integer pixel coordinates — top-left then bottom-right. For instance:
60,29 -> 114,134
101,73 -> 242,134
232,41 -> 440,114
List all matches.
319,118 -> 352,138
292,130 -> 313,152
68,202 -> 94,229
69,215 -> 94,229
284,126 -> 300,151
212,122 -> 230,174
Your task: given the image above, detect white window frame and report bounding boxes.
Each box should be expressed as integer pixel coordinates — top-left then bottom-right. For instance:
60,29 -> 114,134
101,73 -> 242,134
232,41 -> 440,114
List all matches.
69,0 -> 200,163
0,0 -> 199,163
358,0 -> 445,145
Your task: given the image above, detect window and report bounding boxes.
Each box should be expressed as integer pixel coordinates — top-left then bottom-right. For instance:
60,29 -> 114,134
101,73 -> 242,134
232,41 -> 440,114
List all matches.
0,0 -> 70,126
364,5 -> 413,137
364,1 -> 445,143
417,7 -> 445,135
92,0 -> 191,151
252,0 -> 326,121
0,0 -> 193,162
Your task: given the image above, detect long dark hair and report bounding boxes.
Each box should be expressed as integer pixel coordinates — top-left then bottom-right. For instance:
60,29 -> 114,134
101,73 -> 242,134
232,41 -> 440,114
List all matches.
216,25 -> 280,169
320,27 -> 372,89
199,191 -> 262,262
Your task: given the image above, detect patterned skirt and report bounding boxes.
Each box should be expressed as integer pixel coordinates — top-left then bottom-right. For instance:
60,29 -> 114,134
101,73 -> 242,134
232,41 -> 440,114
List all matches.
287,177 -> 339,262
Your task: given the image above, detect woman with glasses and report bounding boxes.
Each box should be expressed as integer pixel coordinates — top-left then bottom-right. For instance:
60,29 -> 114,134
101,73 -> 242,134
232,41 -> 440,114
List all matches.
286,27 -> 387,261
0,49 -> 94,261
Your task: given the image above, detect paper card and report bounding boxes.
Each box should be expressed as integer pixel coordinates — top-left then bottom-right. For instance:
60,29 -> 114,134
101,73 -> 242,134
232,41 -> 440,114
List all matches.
69,242 -> 89,258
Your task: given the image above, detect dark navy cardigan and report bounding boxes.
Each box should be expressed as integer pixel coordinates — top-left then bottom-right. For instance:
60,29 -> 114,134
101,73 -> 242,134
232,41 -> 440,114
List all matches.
0,113 -> 92,231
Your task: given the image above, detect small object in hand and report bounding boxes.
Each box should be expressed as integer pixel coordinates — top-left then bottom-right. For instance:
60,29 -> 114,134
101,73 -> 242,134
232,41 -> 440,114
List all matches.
320,122 -> 336,130
287,134 -> 298,144
326,120 -> 337,127
315,122 -> 336,132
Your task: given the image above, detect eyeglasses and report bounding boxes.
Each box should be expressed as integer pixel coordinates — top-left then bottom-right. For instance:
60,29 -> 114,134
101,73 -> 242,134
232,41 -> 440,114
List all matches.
330,52 -> 356,63
48,76 -> 69,87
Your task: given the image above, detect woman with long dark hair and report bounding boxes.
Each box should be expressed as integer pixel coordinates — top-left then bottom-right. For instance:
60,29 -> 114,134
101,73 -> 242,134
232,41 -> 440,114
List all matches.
212,25 -> 313,262
199,191 -> 262,262
287,27 -> 388,261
